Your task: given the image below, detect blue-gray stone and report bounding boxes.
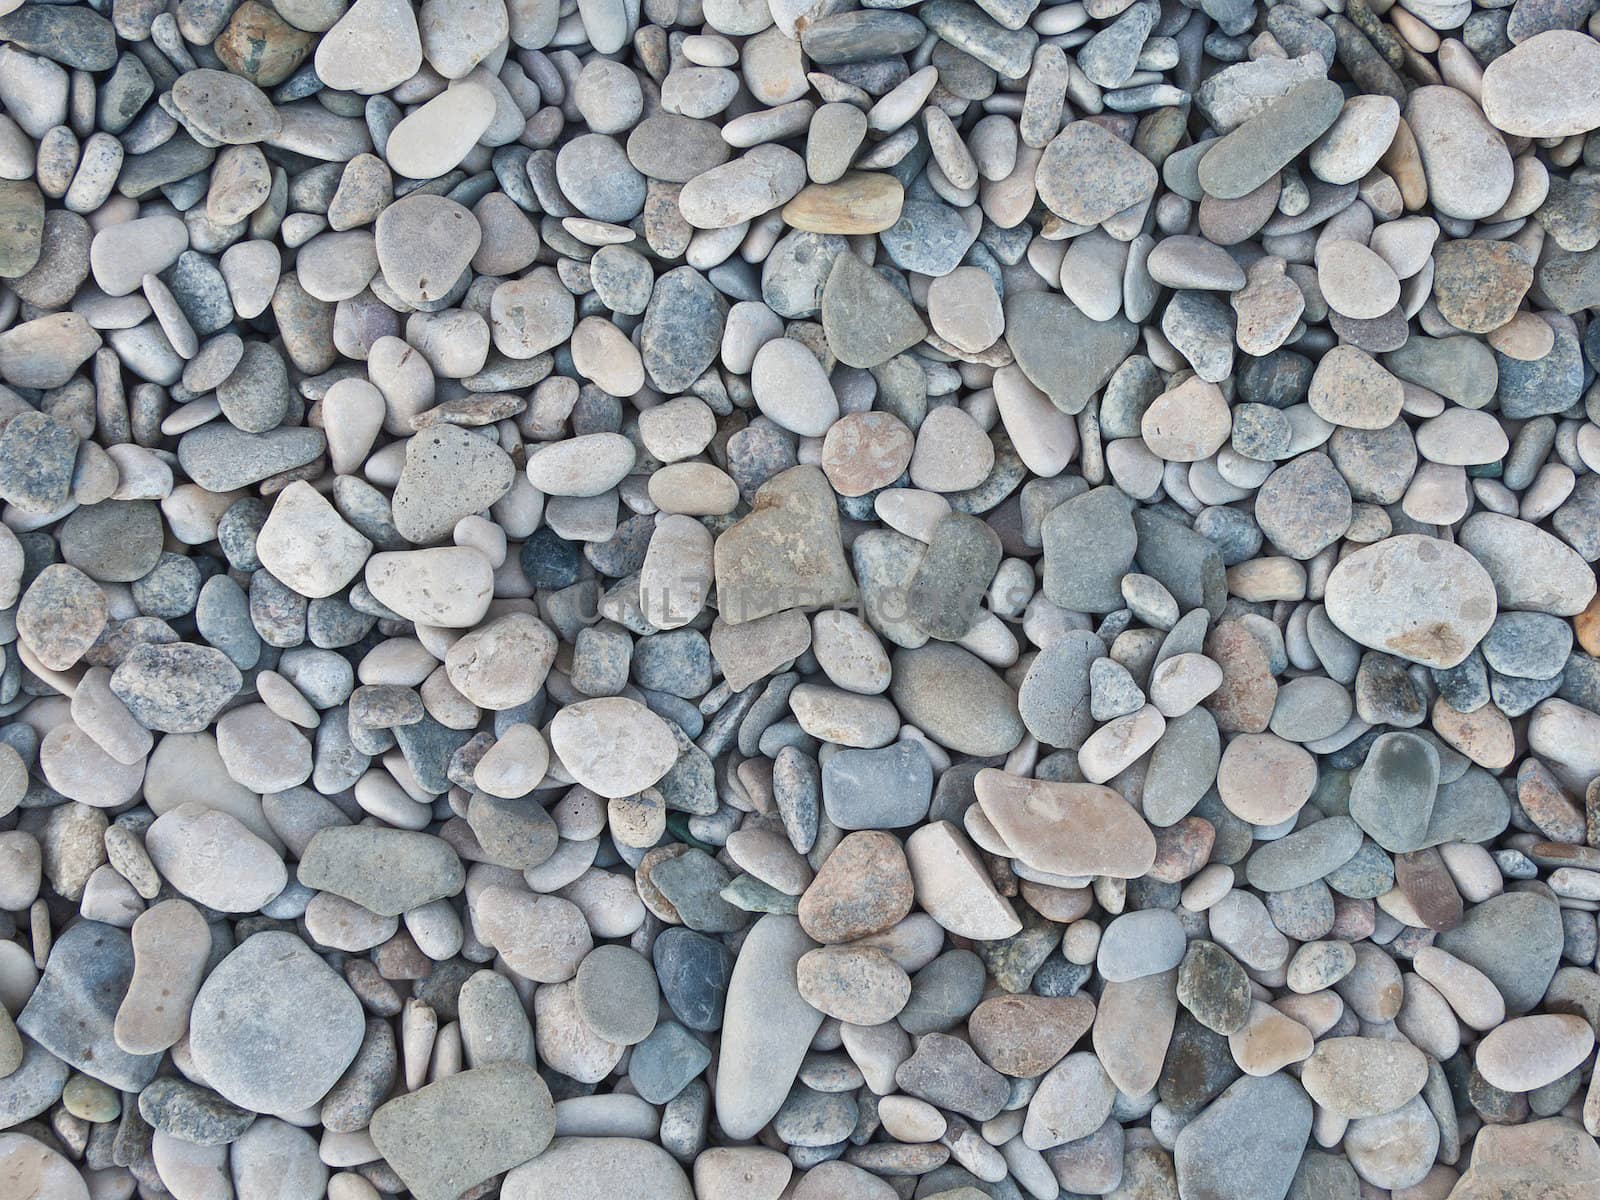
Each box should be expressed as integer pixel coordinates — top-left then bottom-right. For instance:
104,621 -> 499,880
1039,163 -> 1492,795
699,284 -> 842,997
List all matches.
1133,508 -> 1227,617
1422,767 -> 1510,848
1032,958 -> 1092,997
1481,611 -> 1573,679
1175,1075 -> 1313,1200
1348,731 -> 1438,854
1245,816 -> 1364,892
653,928 -> 734,1033
632,630 -> 713,699
822,742 -> 933,829
799,10 -> 926,65
1005,290 -> 1138,415
177,424 -> 326,492
1323,838 -> 1396,900
899,949 -> 986,1036
641,267 -> 726,394
0,4 -> 118,71
1435,891 -> 1564,1014
773,1085 -> 858,1147
1194,505 -> 1264,566
1237,350 -> 1313,408
0,1036 -> 69,1128
1496,321 -> 1584,418
196,575 -> 262,670
1041,487 -> 1137,613
651,848 -> 746,934
1490,671 -> 1564,717
629,1020 -> 711,1104
1017,629 -> 1103,750
1432,649 -> 1491,712
392,717 -> 472,795
880,199 -> 980,277
18,922 -> 163,1091
773,745 -> 821,854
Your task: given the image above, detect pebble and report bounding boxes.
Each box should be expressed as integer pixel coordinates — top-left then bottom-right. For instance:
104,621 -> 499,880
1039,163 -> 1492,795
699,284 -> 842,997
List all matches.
256,481 -> 372,598
187,931 -> 364,1113
144,804 -> 286,912
1174,1074 -> 1313,1200
1301,1036 -> 1429,1117
1474,1014 -> 1596,1092
1038,120 -> 1157,226
1325,535 -> 1499,669
715,915 -> 823,1140
18,921 -> 160,1092
1481,31 -> 1600,137
372,1064 -> 553,1200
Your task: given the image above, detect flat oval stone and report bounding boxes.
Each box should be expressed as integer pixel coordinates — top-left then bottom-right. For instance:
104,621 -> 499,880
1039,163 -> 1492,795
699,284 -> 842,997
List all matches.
752,337 -> 839,437
975,768 -> 1157,878
626,114 -> 731,183
782,173 -> 905,234
1482,30 -> 1600,137
296,826 -> 464,916
1473,1013 -> 1595,1092
1199,79 -> 1344,200
90,216 -> 187,297
503,1137 -> 692,1200
1217,733 -> 1316,825
1300,1036 -> 1429,1117
795,944 -> 910,1025
890,644 -> 1024,757
1404,85 -> 1515,221
1458,511 -> 1597,617
256,481 -> 372,598
549,697 -> 679,799
374,1063 -> 555,1200
679,144 -> 806,229
17,922 -> 161,1093
314,0 -> 423,94
641,266 -> 725,394
145,804 -> 286,913
170,69 -> 283,144
374,193 -> 480,307
386,83 -> 495,180
364,547 -> 494,627
1024,1051 -> 1117,1150
1324,535 -> 1498,669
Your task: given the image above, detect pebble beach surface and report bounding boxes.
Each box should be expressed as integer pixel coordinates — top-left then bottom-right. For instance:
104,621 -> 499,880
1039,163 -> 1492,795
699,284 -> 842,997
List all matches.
1,0 -> 1600,1199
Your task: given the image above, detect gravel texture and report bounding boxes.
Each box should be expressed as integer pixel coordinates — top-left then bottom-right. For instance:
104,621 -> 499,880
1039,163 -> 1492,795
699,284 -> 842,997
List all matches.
2,2 -> 1600,1200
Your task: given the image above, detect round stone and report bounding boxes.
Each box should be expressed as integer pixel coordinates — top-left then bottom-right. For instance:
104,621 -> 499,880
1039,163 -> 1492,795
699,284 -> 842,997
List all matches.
574,945 -> 660,1046
549,697 -> 679,799
188,931 -> 364,1114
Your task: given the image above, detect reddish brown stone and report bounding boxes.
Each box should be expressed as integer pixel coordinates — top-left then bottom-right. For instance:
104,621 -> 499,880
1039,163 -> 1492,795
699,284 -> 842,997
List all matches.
1148,817 -> 1216,883
1203,620 -> 1278,734
1395,847 -> 1463,932
1517,759 -> 1587,843
214,2 -> 315,86
797,830 -> 914,944
968,993 -> 1096,1077
819,411 -> 914,497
